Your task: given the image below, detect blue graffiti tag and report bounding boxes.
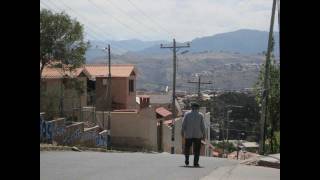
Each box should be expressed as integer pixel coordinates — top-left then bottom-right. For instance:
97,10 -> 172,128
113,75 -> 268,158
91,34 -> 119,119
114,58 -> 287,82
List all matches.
40,119 -> 53,142
54,126 -> 66,136
96,134 -> 107,147
81,131 -> 96,142
46,122 -> 53,141
63,128 -> 82,144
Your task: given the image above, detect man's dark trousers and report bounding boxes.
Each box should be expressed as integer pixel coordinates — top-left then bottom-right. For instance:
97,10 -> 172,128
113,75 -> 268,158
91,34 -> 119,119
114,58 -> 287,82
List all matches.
184,138 -> 201,165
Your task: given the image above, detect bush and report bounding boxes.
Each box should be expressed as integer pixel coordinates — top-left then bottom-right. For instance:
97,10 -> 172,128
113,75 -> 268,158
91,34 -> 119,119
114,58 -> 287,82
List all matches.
212,141 -> 236,153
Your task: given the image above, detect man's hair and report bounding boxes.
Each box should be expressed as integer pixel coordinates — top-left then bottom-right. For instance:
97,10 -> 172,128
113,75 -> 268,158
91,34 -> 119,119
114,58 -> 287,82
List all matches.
191,102 -> 200,110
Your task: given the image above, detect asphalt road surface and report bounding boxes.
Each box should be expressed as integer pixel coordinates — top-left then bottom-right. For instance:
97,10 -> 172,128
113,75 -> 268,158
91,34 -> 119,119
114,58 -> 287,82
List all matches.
40,151 -> 277,180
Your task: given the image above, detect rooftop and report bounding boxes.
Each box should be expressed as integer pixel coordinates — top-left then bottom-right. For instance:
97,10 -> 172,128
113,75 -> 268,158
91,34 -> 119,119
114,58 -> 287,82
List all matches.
41,67 -> 83,79
155,107 -> 172,118
84,64 -> 136,79
41,64 -> 136,80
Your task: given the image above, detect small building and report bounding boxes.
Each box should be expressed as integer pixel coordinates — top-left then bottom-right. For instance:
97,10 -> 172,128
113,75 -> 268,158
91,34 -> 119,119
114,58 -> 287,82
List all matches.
82,64 -> 137,110
40,66 -> 88,118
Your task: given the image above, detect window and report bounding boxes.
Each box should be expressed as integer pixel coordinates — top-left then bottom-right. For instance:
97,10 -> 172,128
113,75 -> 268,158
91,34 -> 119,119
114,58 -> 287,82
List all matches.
129,79 -> 134,92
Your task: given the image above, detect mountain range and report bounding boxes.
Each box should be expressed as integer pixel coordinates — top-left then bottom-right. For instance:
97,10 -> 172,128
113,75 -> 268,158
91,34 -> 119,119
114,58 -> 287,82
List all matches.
85,29 -> 280,91
86,29 -> 279,62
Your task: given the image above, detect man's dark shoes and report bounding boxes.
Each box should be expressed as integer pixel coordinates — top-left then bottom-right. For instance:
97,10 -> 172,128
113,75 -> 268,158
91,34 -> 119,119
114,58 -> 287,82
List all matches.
194,164 -> 200,167
185,160 -> 189,166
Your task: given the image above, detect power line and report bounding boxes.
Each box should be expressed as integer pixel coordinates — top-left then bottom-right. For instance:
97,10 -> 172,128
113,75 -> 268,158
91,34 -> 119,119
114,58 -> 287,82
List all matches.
87,0 -> 152,41
41,2 -> 96,41
103,0 -> 166,38
41,1 -> 128,57
55,0 -> 131,52
42,0 -> 131,52
125,0 -> 175,38
41,0 -> 101,41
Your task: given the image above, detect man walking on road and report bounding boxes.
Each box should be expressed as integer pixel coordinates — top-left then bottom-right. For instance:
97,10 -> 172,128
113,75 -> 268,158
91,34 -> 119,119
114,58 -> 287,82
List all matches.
181,102 -> 206,167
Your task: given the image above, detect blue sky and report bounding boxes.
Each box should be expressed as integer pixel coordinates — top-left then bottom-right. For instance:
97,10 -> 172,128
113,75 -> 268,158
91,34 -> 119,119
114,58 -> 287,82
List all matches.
40,0 -> 279,42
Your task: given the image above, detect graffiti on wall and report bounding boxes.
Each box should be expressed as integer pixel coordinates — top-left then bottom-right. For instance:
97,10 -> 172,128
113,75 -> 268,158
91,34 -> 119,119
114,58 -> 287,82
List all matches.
54,126 -> 66,137
40,118 -> 53,142
40,114 -> 107,147
63,128 -> 82,144
96,132 -> 107,147
81,131 -> 97,142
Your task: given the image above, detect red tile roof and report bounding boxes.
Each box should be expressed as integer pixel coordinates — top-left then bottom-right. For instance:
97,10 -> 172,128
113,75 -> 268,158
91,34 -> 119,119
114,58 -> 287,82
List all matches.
155,107 -> 172,118
41,67 -> 83,79
41,64 -> 136,80
83,64 -> 136,79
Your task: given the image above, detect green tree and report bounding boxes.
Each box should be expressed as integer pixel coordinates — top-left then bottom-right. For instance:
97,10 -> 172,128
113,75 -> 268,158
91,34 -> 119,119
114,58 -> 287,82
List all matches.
40,9 -> 89,80
254,37 -> 280,154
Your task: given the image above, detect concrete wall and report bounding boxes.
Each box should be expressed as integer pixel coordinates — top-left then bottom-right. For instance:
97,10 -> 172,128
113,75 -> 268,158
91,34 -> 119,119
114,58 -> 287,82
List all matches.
107,107 -> 157,151
162,118 -> 183,154
96,77 -> 136,111
40,113 -> 107,148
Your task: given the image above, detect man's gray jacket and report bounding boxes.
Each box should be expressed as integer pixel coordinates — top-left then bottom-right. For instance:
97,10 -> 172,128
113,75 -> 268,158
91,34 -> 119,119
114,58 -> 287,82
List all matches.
181,110 -> 206,139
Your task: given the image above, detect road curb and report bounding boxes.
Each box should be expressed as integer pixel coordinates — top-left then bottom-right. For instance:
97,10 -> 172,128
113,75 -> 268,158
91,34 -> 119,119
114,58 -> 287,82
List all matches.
40,144 -> 116,153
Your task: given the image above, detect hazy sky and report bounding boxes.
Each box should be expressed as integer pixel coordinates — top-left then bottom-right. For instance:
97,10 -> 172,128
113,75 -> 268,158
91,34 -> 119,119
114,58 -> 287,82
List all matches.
40,0 -> 279,42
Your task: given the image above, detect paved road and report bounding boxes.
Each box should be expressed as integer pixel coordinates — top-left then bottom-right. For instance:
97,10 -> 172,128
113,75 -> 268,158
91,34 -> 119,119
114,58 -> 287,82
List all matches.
40,151 -> 279,180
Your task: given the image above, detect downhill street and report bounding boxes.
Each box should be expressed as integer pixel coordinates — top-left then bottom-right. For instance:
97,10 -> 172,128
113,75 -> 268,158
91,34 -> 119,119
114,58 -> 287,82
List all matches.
40,151 -> 279,180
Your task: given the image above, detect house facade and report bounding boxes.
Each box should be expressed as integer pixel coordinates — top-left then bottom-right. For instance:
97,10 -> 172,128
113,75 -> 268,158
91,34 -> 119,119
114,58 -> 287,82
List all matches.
40,66 -> 87,118
82,64 -> 137,111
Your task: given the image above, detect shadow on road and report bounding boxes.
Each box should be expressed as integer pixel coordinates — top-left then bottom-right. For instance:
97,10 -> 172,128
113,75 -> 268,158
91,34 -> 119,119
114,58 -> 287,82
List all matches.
179,165 -> 204,168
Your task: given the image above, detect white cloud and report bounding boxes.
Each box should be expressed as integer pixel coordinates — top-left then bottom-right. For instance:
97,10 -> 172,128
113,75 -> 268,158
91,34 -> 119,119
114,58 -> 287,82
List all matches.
40,0 -> 279,41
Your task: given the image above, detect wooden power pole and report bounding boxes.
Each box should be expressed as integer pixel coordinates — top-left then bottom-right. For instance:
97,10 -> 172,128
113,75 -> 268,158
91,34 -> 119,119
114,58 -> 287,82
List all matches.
259,0 -> 277,155
106,44 -> 112,148
188,75 -> 212,101
160,39 -> 190,154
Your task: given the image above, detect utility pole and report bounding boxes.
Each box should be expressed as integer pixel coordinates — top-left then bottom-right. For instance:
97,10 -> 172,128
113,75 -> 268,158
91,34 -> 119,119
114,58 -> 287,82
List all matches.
259,0 -> 277,155
160,39 -> 190,154
188,75 -> 212,101
106,45 -> 112,149
226,110 -> 232,143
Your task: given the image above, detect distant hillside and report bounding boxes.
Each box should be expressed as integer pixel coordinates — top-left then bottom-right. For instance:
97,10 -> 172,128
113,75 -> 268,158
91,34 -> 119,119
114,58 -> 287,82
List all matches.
92,51 -> 268,92
85,39 -> 169,63
136,29 -> 279,56
85,29 -> 280,91
190,29 -> 279,55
